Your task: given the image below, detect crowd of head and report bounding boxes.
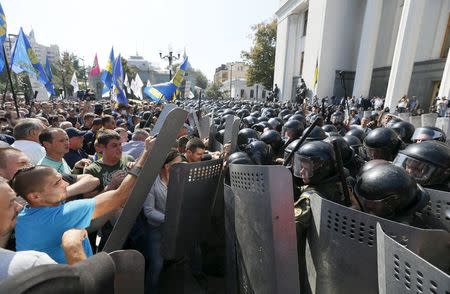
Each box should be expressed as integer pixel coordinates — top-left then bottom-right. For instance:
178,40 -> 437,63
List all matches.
0,91 -> 449,292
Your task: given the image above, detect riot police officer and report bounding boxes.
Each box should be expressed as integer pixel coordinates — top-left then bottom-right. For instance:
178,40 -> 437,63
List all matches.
393,141 -> 450,191
330,111 -> 348,136
324,136 -> 365,177
355,163 -> 429,224
260,130 -> 284,158
363,127 -> 403,161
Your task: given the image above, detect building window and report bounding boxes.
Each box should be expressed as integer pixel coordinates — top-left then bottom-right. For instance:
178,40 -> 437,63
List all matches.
303,10 -> 308,36
250,89 -> 254,98
441,13 -> 450,58
300,51 -> 305,76
262,90 -> 266,99
240,89 -> 245,98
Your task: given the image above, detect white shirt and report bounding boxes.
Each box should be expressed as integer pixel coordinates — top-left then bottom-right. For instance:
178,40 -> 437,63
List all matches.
0,248 -> 56,282
11,140 -> 46,165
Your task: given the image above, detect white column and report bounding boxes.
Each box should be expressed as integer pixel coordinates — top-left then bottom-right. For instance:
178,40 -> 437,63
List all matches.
438,47 -> 450,99
385,0 -> 426,111
352,0 -> 383,98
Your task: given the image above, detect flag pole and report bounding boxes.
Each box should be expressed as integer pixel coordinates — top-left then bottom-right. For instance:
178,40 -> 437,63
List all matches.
2,44 -> 19,117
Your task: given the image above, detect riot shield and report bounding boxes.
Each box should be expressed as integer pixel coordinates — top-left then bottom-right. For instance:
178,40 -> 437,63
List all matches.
306,194 -> 450,294
376,224 -> 450,294
208,123 -> 221,152
224,184 -> 238,294
229,164 -> 300,294
198,115 -> 212,140
224,115 -> 241,153
150,103 -> 177,136
422,188 -> 450,231
162,158 -> 224,259
109,250 -> 145,294
102,107 -> 188,253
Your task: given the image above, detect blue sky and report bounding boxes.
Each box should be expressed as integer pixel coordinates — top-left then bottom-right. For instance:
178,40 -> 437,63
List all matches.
2,0 -> 277,80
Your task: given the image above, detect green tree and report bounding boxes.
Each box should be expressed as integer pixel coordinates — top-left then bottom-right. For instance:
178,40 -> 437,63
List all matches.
53,52 -> 75,96
241,19 -> 277,90
193,70 -> 208,89
205,82 -> 224,100
121,56 -> 136,80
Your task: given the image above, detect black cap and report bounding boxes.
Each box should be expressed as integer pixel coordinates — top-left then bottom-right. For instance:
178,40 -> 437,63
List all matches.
65,127 -> 86,138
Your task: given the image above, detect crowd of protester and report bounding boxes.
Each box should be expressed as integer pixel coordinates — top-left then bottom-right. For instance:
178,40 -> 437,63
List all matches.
0,91 -> 449,293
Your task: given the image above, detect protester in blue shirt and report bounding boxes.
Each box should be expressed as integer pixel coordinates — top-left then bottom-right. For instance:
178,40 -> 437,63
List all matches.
11,136 -> 155,264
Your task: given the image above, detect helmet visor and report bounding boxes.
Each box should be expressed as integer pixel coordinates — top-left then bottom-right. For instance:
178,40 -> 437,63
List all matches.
364,146 -> 394,161
293,154 -> 316,178
393,153 -> 435,184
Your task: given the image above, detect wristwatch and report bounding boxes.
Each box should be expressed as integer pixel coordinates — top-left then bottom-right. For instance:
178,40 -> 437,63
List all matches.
127,166 -> 142,177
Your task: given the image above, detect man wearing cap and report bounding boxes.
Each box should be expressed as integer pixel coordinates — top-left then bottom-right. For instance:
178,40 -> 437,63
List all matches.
64,127 -> 91,171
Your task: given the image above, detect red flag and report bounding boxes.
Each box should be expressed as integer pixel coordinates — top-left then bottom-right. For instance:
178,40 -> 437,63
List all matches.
89,53 -> 100,77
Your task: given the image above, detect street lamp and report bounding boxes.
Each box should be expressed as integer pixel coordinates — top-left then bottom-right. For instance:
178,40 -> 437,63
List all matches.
159,50 -> 180,81
229,63 -> 234,100
78,57 -> 88,91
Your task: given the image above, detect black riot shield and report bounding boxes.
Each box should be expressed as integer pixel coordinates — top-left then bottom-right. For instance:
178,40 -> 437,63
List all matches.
224,115 -> 240,153
422,188 -> 450,231
102,107 -> 188,253
306,194 -> 450,294
109,250 -> 145,294
162,158 -> 224,259
229,164 -> 300,294
376,224 -> 450,294
224,184 -> 238,294
208,123 -> 221,152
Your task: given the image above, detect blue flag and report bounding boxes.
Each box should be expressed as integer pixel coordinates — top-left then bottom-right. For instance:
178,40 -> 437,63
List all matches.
11,28 -> 51,91
144,57 -> 189,102
101,47 -> 114,92
44,56 -> 55,95
112,54 -> 128,105
44,55 -> 53,81
0,3 -> 7,72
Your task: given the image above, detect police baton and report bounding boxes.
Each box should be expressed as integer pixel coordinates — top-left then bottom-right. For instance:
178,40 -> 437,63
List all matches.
331,140 -> 352,207
283,117 -> 320,167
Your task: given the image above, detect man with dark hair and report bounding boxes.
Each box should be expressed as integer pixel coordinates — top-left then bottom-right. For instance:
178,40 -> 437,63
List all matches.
64,127 -> 90,171
84,130 -> 134,192
81,113 -> 95,131
183,137 -> 206,163
38,128 -> 72,174
11,118 -> 46,165
101,115 -> 116,130
11,136 -> 154,264
83,117 -> 102,155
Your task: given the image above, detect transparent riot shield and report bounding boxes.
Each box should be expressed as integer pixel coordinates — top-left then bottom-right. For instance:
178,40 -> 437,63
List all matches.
422,188 -> 450,231
376,224 -> 450,294
306,194 -> 450,294
162,158 -> 224,259
229,164 -> 300,294
224,115 -> 241,153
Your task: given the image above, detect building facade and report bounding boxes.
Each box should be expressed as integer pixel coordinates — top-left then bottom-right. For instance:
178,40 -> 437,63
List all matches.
274,0 -> 450,111
214,62 -> 266,100
5,29 -> 60,65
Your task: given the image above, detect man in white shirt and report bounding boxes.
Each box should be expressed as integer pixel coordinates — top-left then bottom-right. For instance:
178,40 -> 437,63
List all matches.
11,118 -> 46,165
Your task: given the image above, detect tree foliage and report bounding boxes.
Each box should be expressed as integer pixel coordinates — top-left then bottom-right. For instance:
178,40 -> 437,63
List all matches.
192,69 -> 208,89
205,82 -> 224,99
241,19 -> 277,90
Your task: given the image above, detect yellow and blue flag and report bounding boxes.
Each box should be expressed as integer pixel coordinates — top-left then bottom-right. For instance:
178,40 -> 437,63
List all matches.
101,47 -> 114,94
0,3 -> 7,72
44,55 -> 55,95
144,57 -> 189,102
11,28 -> 51,91
112,54 -> 128,106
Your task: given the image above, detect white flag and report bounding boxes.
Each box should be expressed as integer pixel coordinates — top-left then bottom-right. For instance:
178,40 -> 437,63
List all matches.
70,72 -> 79,94
124,74 -> 129,94
134,74 -> 144,99
146,79 -> 151,87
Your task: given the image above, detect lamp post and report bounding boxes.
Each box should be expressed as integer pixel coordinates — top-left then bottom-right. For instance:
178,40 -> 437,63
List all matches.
229,63 -> 234,99
78,57 -> 88,91
159,50 -> 180,81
